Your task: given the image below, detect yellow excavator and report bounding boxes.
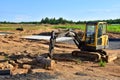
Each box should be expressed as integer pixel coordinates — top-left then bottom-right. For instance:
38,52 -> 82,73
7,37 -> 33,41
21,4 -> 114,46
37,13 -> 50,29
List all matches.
48,22 -> 117,62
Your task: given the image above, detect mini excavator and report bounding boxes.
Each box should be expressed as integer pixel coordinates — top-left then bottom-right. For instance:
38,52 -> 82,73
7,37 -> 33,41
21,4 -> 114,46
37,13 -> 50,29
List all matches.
48,22 -> 117,62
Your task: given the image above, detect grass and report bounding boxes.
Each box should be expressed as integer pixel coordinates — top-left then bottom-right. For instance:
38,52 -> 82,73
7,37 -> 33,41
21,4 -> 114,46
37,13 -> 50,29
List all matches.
0,24 -> 42,31
107,24 -> 120,32
53,24 -> 85,30
53,24 -> 120,33
0,27 -> 15,30
0,24 -> 120,33
99,59 -> 106,67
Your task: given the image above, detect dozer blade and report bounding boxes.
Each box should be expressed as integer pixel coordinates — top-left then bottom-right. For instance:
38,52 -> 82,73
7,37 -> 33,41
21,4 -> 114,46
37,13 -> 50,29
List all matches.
103,49 -> 119,62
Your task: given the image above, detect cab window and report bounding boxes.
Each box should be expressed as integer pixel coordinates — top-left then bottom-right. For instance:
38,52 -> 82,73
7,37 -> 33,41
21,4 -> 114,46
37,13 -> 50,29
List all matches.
86,24 -> 95,44
98,24 -> 103,37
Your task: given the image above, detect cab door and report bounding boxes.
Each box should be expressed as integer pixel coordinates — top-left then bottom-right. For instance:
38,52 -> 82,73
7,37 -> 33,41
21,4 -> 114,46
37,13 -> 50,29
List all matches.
97,23 -> 108,49
85,24 -> 96,45
97,23 -> 103,45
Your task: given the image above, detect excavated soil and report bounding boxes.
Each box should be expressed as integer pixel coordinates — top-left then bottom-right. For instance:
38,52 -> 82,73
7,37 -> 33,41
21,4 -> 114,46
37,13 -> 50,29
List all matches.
0,28 -> 120,80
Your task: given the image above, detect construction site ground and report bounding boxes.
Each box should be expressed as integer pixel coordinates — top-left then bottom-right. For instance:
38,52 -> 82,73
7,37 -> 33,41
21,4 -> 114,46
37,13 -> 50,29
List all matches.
0,28 -> 120,80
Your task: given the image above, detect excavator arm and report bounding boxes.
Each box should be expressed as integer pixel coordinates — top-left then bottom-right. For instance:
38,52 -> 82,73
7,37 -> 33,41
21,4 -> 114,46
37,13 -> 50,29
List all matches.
48,29 -> 84,59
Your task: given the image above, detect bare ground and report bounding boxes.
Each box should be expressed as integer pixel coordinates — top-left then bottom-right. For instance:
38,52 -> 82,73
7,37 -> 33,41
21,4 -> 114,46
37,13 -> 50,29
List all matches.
0,28 -> 120,80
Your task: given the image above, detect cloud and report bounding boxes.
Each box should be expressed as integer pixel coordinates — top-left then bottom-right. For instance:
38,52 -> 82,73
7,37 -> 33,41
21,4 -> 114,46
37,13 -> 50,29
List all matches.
14,15 -> 32,22
88,9 -> 113,13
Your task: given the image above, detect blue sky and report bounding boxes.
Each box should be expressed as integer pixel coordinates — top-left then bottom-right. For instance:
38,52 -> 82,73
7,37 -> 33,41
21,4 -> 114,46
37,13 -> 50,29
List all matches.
0,0 -> 120,22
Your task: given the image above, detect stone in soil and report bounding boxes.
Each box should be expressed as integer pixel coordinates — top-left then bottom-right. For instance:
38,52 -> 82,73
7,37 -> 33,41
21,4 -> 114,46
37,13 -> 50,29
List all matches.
22,64 -> 31,69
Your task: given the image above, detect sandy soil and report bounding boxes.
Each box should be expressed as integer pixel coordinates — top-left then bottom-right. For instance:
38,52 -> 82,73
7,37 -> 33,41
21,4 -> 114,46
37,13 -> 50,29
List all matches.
0,28 -> 120,80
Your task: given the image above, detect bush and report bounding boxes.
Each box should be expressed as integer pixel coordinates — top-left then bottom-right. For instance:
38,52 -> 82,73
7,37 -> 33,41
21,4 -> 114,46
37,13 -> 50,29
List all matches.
99,60 -> 106,67
16,27 -> 24,31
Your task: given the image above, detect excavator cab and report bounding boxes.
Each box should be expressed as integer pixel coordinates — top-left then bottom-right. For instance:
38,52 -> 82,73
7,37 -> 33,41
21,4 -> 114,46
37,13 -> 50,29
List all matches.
82,22 -> 109,51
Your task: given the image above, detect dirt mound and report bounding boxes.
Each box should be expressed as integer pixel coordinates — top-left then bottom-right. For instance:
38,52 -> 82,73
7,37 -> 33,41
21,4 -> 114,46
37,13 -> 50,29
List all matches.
108,33 -> 120,38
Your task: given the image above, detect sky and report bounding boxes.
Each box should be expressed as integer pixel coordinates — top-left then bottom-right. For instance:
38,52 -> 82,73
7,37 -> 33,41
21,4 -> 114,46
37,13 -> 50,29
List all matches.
0,0 -> 120,22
